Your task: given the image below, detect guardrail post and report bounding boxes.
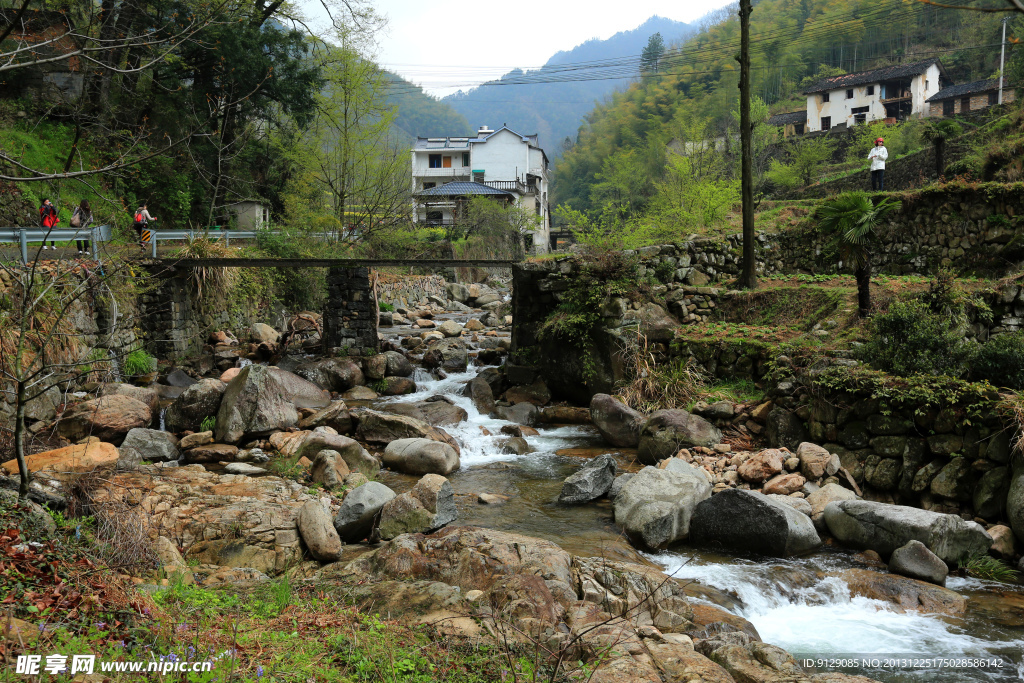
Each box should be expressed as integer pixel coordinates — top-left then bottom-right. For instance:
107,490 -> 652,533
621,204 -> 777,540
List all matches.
151,233 -> 157,258
91,227 -> 98,259
225,231 -> 230,247
19,229 -> 27,264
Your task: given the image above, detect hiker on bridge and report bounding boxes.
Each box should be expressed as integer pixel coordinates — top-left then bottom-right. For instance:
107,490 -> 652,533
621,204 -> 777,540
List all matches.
133,202 -> 157,249
72,199 -> 93,255
39,198 -> 58,250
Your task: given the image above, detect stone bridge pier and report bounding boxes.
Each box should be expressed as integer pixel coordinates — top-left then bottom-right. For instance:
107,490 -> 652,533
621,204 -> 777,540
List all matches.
322,266 -> 379,356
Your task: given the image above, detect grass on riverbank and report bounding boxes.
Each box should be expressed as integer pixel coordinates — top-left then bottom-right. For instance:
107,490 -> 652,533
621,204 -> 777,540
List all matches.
0,497 -> 543,683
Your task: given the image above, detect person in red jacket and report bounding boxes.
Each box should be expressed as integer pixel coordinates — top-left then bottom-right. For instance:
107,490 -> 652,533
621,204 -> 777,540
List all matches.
39,199 -> 59,250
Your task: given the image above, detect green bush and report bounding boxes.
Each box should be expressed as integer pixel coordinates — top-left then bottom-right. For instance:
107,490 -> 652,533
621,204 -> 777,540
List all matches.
378,301 -> 395,312
122,348 -> 155,376
861,299 -> 973,377
970,331 -> 1024,389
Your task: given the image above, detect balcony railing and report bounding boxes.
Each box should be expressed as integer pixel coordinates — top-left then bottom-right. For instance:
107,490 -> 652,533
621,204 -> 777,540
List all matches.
417,168 -> 471,177
484,180 -> 530,193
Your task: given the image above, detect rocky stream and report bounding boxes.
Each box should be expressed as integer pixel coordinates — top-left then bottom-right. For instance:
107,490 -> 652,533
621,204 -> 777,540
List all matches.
5,280 -> 1024,683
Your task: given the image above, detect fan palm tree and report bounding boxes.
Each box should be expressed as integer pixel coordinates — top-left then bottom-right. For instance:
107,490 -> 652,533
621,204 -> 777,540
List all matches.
922,119 -> 963,178
818,191 -> 901,317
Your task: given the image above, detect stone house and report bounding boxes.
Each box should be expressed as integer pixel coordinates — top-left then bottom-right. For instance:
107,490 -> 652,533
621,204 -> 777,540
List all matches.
926,79 -> 1016,117
803,60 -> 949,133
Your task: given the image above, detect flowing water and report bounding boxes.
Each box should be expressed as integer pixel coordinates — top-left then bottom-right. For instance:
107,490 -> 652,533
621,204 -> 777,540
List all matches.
377,364 -> 1024,682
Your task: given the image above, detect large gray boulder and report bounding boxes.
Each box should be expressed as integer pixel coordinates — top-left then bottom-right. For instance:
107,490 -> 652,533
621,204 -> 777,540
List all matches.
309,450 -> 350,488
689,489 -> 822,557
589,394 -> 643,447
333,482 -> 396,543
377,474 -> 457,540
383,399 -> 467,427
614,463 -> 711,548
558,454 -> 617,504
297,500 -> 343,562
421,338 -> 469,373
215,365 -> 299,443
165,378 -> 226,433
824,499 -> 992,563
463,377 -> 496,415
888,540 -> 948,586
294,358 -> 365,394
382,438 -> 460,476
493,403 -> 539,426
383,351 -> 413,378
267,368 -> 331,409
355,410 -> 459,453
637,409 -> 722,465
120,428 -> 180,463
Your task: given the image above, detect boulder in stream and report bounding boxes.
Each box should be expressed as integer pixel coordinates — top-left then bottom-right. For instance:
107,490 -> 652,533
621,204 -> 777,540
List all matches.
463,377 -> 496,415
888,540 -> 948,586
294,358 -> 365,393
589,394 -> 643,447
119,428 -> 180,463
637,409 -> 722,465
297,500 -> 342,562
333,481 -> 396,543
58,395 -> 152,445
377,474 -> 457,540
215,365 -> 300,443
824,499 -> 992,563
689,489 -> 822,557
165,378 -> 226,433
421,338 -> 469,372
558,454 -> 617,504
614,463 -> 711,548
382,438 -> 460,476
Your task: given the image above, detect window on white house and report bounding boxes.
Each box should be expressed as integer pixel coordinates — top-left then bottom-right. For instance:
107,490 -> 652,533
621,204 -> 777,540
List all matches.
846,89 -> 854,99
423,182 -> 436,190
821,116 -> 832,130
867,85 -> 875,96
822,92 -> 830,103
428,154 -> 442,168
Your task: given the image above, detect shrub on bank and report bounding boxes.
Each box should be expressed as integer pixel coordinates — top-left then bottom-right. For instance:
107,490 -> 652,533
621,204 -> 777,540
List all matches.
970,330 -> 1024,390
860,299 -> 973,377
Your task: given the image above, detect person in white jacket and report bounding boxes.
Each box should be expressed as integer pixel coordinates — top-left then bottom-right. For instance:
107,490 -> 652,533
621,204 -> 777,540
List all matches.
868,137 -> 888,191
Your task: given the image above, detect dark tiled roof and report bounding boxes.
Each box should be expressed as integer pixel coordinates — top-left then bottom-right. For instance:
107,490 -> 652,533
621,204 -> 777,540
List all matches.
927,79 -> 1001,102
415,182 -> 514,198
804,60 -> 940,94
768,110 -> 807,126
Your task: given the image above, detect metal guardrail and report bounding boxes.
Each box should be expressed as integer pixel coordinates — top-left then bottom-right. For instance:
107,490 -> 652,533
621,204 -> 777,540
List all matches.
144,229 -> 259,257
0,225 -> 112,262
0,226 -> 265,262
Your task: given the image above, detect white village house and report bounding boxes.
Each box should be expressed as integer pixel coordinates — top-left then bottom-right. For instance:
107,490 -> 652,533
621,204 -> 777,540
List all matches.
410,125 -> 551,252
802,59 -> 949,132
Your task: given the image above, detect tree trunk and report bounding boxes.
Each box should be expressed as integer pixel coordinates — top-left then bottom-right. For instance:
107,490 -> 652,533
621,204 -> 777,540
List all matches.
738,0 -> 757,290
855,257 -> 872,318
14,381 -> 29,499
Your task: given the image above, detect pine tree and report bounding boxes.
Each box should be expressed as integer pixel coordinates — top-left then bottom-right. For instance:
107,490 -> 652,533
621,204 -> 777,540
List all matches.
640,33 -> 665,74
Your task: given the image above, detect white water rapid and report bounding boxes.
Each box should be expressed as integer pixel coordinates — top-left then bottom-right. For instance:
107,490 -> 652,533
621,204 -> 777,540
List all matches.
380,362 -> 1024,682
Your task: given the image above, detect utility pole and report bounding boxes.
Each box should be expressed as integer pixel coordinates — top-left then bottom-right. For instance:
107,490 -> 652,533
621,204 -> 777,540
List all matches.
999,16 -> 1009,105
738,0 -> 756,290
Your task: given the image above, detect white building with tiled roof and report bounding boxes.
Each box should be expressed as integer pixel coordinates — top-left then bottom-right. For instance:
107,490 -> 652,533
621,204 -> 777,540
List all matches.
411,125 -> 550,252
803,59 -> 949,133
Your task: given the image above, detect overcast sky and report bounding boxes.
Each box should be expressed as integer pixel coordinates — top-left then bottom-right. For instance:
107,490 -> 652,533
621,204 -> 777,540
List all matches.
300,0 -> 733,96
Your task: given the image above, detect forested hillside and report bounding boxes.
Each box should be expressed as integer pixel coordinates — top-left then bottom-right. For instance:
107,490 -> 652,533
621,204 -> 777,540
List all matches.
442,16 -> 696,157
555,0 -> 1020,215
386,72 -> 471,139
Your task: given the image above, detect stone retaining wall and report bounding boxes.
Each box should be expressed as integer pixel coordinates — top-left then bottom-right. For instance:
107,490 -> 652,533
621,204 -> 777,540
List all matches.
764,368 -> 1012,523
377,273 -> 448,309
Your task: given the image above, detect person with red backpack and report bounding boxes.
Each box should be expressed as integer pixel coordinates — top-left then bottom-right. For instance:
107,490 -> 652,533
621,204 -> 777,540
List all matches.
39,198 -> 59,250
133,202 -> 157,248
